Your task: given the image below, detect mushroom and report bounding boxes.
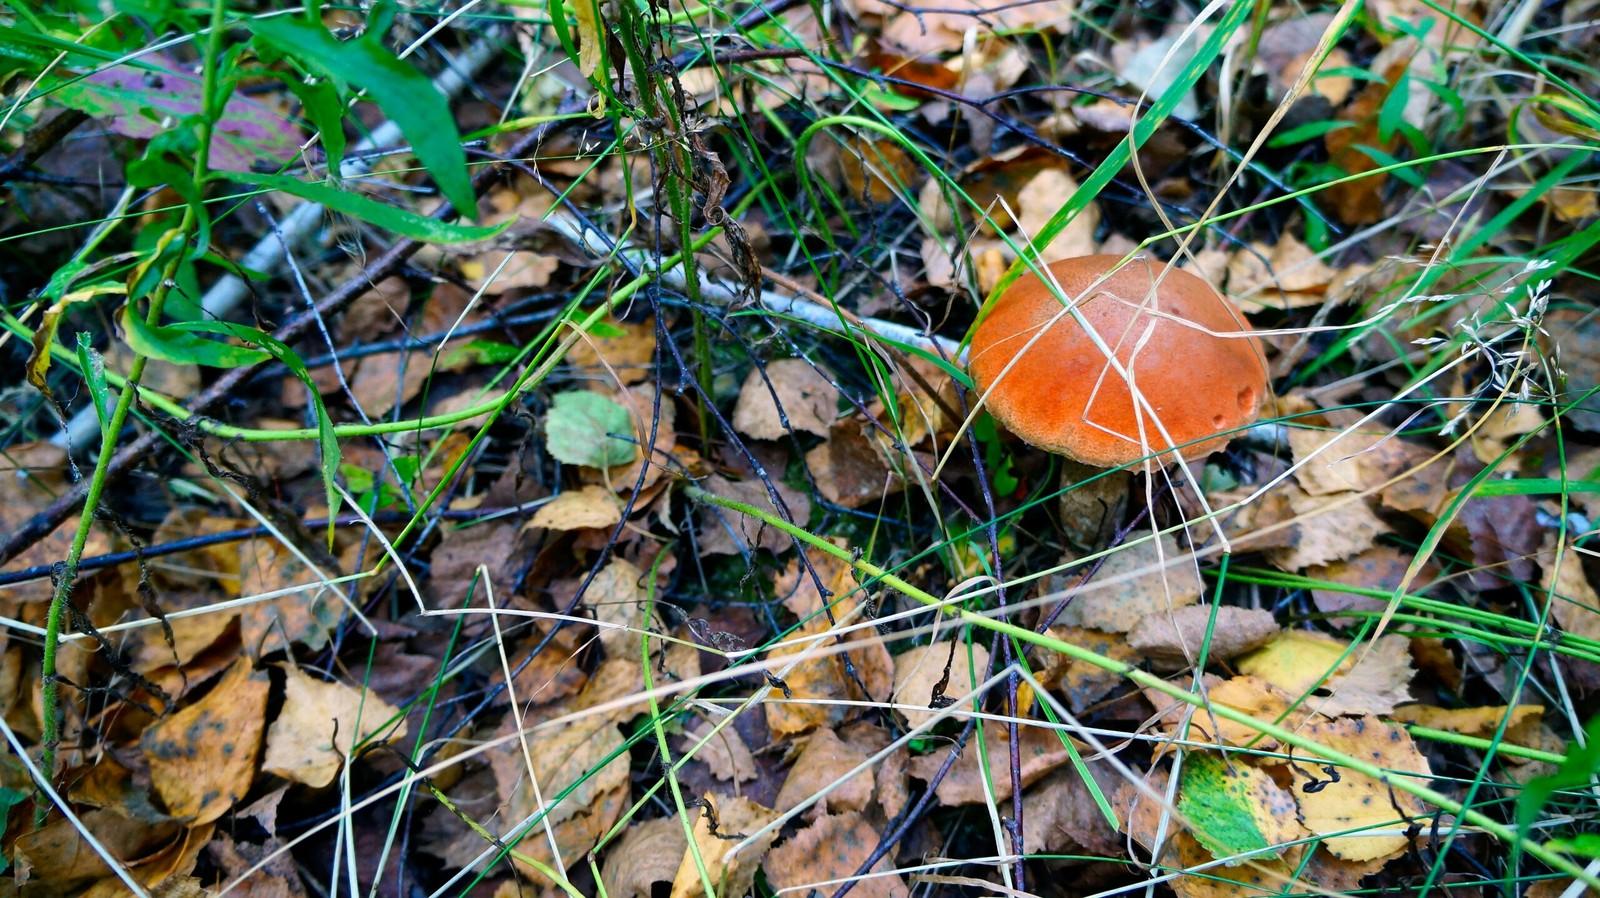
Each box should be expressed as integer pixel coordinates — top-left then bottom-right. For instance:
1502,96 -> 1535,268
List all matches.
968,254 -> 1268,470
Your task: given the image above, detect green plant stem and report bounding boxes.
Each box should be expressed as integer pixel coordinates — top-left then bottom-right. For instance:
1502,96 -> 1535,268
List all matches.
36,0 -> 230,790
683,485 -> 1600,886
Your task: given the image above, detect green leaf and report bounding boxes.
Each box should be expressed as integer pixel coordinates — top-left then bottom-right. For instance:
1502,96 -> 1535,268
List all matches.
1518,715 -> 1600,834
1377,68 -> 1411,144
1470,477 -> 1600,497
215,171 -> 511,244
438,339 -> 523,370
0,787 -> 29,873
281,75 -> 347,174
545,390 -> 637,469
1267,120 -> 1354,148
118,305 -> 271,368
1177,752 -> 1294,864
75,333 -> 113,445
247,14 -> 477,214
1353,145 -> 1424,187
1549,833 -> 1600,858
178,320 -> 344,546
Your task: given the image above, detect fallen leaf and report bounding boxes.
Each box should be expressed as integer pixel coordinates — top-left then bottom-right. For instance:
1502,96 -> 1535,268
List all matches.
1023,765 -> 1122,856
1541,530 -> 1600,644
765,552 -> 892,737
682,718 -> 759,785
1289,716 -> 1432,862
1389,703 -> 1543,740
1264,486 -> 1389,573
908,724 -> 1078,804
1128,605 -> 1280,667
237,538 -> 344,656
696,472 -> 813,556
1178,751 -> 1307,863
1016,167 -> 1101,263
567,316 -> 659,386
1037,626 -> 1140,714
547,390 -> 639,469
1227,233 -> 1341,310
141,660 -> 270,826
261,665 -> 407,788
602,817 -> 688,898
529,484 -> 623,531
1052,534 -> 1204,633
732,359 -> 839,440
669,794 -> 779,898
891,641 -> 990,731
764,812 -> 907,898
774,726 -> 875,815
852,0 -> 1074,56
1236,631 -> 1413,716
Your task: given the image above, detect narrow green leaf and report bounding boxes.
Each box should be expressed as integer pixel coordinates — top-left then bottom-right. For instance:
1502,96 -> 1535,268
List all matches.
247,15 -> 477,214
118,305 -> 271,368
75,332 -> 113,444
1470,477 -> 1600,497
215,172 -> 511,244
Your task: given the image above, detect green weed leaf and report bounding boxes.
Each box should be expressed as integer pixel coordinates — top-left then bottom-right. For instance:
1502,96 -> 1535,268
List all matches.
247,13 -> 477,214
118,305 -> 271,368
546,390 -> 637,469
215,172 -> 511,244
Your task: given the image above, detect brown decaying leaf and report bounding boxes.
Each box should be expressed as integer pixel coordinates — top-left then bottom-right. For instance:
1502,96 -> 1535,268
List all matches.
765,812 -> 908,898
774,725 -> 876,815
142,659 -> 270,826
669,794 -> 779,898
1128,605 -> 1280,667
601,817 -> 689,898
1289,717 -> 1432,862
682,718 -> 759,785
1264,485 -> 1389,573
0,442 -> 111,605
732,358 -> 839,441
1050,534 -> 1204,633
1037,626 -> 1140,714
261,665 -> 407,789
908,724 -> 1079,805
890,641 -> 990,731
237,538 -> 343,656
1541,530 -> 1600,644
1023,765 -> 1122,856
696,471 -> 813,557
565,315 -> 659,386
764,551 -> 892,737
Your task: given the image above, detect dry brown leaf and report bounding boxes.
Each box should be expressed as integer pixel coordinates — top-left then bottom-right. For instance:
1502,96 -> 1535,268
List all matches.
1023,765 -> 1122,856
238,538 -> 343,656
1227,234 -> 1340,309
1236,631 -> 1412,716
682,718 -> 758,785
0,443 -> 110,605
347,351 -> 432,415
765,811 -> 908,898
805,418 -> 916,509
261,665 -> 406,788
601,817 -> 689,898
12,808 -> 182,895
669,794 -> 779,898
141,660 -> 269,825
1288,424 -> 1417,496
1036,626 -> 1140,714
1290,716 -> 1432,862
774,726 -> 875,815
1053,534 -> 1204,633
908,724 -> 1078,804
1264,486 -> 1389,572
857,0 -> 1073,55
696,472 -> 813,557
1015,167 -> 1100,263
732,358 -> 838,440
490,712 -> 630,879
891,641 -> 990,730
1128,605 -> 1280,667
529,484 -> 623,531
586,558 -> 647,657
1543,530 -> 1600,643
765,552 -> 892,737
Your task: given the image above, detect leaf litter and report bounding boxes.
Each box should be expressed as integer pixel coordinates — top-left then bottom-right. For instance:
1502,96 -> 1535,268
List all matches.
1,0 -> 1598,895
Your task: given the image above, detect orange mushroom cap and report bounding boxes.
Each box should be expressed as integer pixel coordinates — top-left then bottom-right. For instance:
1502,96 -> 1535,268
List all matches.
968,255 -> 1268,468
